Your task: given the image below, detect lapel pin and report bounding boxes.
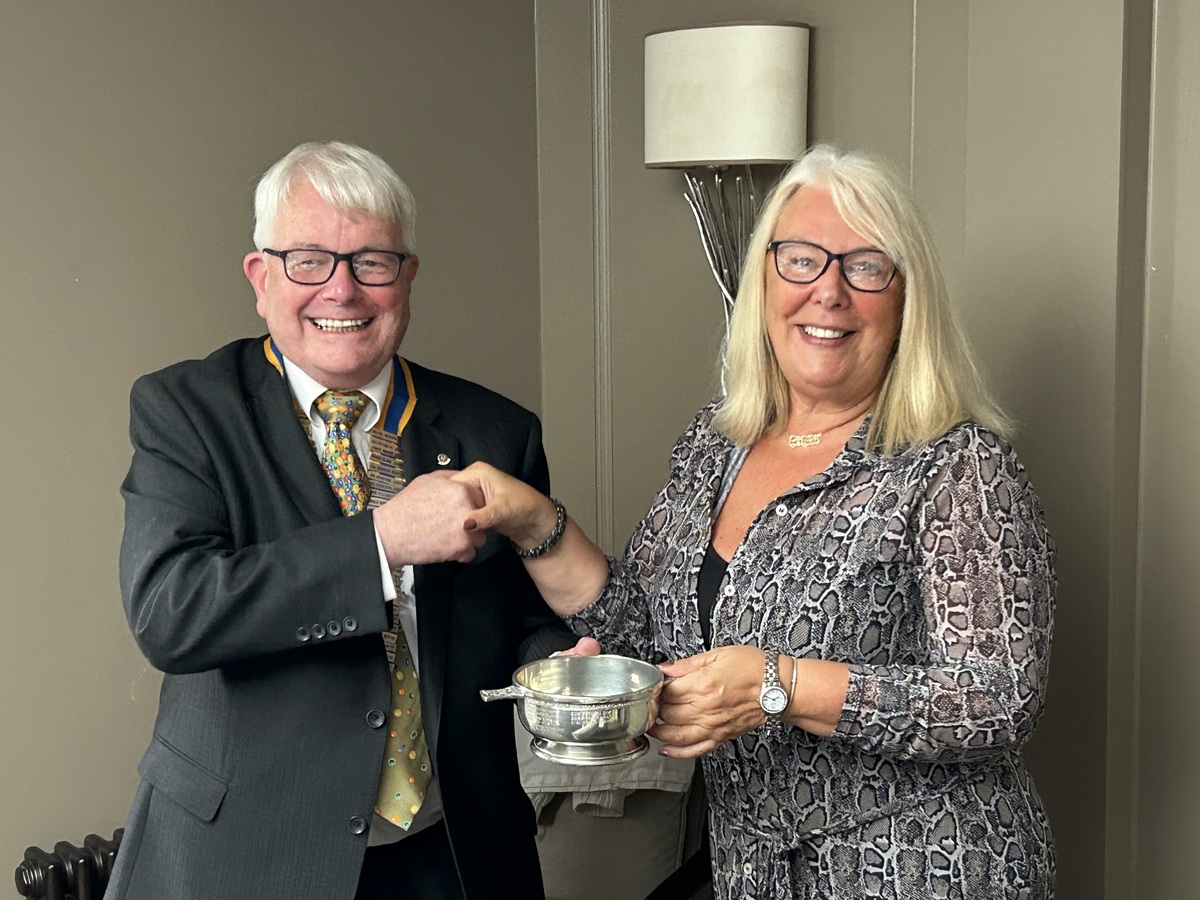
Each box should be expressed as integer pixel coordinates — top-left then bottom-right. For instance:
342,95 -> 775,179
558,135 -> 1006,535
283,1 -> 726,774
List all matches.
436,453 -> 452,466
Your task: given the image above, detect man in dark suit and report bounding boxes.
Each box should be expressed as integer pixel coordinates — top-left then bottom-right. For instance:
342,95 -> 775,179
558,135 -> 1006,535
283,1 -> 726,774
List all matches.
110,141 -> 577,900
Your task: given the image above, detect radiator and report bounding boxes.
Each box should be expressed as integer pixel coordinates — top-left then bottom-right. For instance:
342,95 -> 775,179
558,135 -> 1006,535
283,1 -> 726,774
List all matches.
13,831 -> 122,900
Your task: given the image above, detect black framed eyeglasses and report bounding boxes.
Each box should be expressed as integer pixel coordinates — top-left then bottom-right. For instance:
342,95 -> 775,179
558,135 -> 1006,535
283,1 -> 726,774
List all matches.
263,248 -> 409,286
767,240 -> 898,293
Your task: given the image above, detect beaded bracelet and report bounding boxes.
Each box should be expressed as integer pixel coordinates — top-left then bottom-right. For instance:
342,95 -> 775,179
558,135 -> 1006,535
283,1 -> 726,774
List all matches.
512,497 -> 567,559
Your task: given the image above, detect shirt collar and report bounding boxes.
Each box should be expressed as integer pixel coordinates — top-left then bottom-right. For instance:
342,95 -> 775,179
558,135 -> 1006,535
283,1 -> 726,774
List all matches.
280,356 -> 393,432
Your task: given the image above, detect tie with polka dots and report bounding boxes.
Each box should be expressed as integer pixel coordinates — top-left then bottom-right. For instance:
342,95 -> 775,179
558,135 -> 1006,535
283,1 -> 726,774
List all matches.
375,607 -> 432,829
313,391 -> 431,829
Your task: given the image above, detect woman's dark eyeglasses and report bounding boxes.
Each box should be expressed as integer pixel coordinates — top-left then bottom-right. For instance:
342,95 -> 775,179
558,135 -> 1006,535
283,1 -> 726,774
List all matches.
767,240 -> 898,293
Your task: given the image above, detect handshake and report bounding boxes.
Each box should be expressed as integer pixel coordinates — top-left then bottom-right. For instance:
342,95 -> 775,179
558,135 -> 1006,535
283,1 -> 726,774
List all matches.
373,462 -> 601,659
372,461 -> 558,568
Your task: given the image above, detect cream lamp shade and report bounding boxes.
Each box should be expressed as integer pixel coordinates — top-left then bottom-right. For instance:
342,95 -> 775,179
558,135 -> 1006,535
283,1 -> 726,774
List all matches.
645,22 -> 810,167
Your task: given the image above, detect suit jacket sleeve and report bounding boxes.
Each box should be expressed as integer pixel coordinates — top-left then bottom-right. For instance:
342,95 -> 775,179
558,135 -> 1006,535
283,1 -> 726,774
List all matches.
119,368 -> 390,675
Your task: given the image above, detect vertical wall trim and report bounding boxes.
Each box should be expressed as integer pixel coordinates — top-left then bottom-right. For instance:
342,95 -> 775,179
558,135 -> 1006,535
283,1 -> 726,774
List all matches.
1108,1 -> 1155,895
591,0 -> 616,553
909,0 -> 919,181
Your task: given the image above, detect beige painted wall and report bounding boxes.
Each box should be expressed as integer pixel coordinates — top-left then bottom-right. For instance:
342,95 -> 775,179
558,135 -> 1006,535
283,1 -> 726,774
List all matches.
958,6 -> 1123,900
0,0 -> 542,872
1137,0 -> 1200,894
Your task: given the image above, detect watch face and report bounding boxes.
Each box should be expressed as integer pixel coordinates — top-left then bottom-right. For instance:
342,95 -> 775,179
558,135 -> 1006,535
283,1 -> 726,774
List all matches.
761,686 -> 788,715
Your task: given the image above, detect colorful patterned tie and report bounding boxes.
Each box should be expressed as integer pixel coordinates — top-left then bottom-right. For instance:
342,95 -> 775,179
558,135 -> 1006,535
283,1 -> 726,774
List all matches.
313,391 -> 431,830
314,391 -> 370,515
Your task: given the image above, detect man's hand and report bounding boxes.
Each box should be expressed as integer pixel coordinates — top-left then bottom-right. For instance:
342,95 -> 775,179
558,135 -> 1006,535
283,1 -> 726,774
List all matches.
373,470 -> 487,566
551,636 -> 602,658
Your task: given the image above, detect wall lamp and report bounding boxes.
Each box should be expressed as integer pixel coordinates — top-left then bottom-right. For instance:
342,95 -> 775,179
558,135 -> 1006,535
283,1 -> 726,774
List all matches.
645,21 -> 811,324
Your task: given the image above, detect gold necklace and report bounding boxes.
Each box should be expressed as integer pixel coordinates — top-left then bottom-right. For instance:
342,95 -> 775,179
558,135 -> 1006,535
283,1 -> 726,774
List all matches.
787,412 -> 867,449
788,432 -> 822,448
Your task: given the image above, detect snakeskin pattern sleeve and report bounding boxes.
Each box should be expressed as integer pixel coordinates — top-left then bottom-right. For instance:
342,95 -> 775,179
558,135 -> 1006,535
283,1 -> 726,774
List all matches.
833,425 -> 1056,761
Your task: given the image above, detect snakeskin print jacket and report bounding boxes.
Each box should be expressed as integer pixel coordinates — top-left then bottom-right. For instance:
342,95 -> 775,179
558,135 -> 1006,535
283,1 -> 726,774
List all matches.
567,403 -> 1055,899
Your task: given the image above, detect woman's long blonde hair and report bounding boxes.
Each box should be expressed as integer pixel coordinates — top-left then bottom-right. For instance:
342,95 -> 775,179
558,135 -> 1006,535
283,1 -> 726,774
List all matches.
714,144 -> 1011,453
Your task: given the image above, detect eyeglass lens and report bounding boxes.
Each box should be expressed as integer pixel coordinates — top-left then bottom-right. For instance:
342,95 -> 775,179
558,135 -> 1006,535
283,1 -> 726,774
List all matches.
772,241 -> 895,292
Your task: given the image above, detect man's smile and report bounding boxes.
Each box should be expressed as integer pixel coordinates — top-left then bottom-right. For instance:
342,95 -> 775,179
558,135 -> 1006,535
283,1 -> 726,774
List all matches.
311,317 -> 372,332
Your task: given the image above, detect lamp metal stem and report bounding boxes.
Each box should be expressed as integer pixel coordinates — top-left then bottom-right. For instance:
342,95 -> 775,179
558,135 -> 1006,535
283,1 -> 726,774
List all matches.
681,165 -> 760,329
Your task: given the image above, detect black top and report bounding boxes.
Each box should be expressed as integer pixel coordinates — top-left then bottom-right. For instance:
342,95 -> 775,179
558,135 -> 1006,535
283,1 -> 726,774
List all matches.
696,541 -> 729,649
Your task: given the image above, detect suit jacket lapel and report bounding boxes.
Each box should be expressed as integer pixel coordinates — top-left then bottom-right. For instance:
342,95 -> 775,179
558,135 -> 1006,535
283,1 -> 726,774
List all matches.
244,349 -> 341,526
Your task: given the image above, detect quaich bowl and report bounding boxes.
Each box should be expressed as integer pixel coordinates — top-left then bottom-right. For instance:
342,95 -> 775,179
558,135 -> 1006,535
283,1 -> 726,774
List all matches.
480,654 -> 664,766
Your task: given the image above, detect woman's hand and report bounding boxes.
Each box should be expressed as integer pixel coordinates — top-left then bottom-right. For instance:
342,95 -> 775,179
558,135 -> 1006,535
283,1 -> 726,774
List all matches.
452,461 -> 559,549
649,645 -> 770,758
452,462 -> 610,615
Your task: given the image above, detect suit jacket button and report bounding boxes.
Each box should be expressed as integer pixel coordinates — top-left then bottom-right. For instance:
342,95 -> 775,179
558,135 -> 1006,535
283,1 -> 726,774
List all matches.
348,816 -> 368,835
366,710 -> 386,728
327,620 -> 342,636
343,617 -> 358,632
312,623 -> 327,639
296,627 -> 310,642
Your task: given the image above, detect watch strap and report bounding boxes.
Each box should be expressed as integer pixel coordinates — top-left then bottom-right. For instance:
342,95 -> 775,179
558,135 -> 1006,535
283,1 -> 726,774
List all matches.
758,651 -> 788,727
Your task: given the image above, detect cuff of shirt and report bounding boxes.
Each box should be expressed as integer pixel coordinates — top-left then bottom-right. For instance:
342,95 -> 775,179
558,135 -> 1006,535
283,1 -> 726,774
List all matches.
374,521 -> 398,601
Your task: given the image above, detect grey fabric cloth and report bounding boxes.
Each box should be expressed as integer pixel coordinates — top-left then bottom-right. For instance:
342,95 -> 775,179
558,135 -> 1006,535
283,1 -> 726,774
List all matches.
515,710 -> 700,898
535,789 -> 695,900
515,715 -> 694,818
109,337 -> 573,900
567,403 -> 1056,899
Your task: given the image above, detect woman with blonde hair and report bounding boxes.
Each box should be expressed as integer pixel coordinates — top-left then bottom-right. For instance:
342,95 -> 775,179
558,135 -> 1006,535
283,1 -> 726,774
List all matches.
458,144 -> 1055,898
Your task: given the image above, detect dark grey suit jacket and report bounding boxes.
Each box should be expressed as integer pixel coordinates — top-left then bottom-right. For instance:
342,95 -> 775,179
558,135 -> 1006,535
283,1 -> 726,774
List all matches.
109,337 -> 569,900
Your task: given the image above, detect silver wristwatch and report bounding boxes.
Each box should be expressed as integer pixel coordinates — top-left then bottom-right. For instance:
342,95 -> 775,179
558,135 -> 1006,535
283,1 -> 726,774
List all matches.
758,652 -> 789,727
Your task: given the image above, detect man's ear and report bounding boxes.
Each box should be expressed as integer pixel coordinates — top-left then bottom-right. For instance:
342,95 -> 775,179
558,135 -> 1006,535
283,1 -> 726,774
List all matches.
244,252 -> 267,292
244,252 -> 269,315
